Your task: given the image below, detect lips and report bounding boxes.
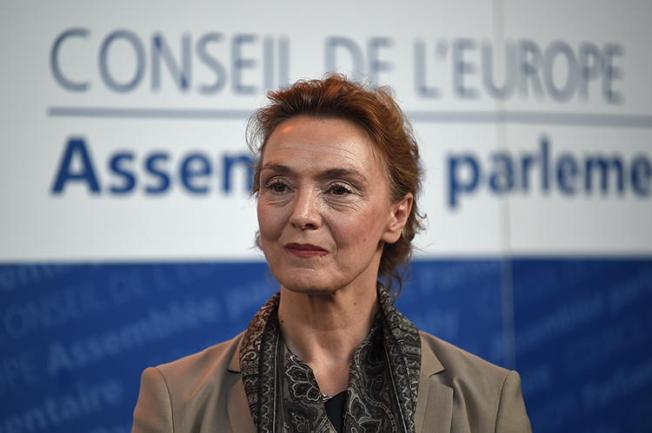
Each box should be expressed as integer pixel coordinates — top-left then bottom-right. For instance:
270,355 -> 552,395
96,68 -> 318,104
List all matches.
284,243 -> 328,257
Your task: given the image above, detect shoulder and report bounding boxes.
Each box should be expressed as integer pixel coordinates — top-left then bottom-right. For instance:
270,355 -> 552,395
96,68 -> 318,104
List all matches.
420,330 -> 510,387
137,333 -> 243,413
418,331 -> 532,433
153,332 -> 243,393
132,334 -> 245,433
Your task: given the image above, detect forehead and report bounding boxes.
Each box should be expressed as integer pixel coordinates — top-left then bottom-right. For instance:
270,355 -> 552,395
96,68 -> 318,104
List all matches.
261,116 -> 385,175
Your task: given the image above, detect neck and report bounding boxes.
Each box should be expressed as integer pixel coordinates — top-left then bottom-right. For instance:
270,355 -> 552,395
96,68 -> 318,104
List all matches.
277,283 -> 378,394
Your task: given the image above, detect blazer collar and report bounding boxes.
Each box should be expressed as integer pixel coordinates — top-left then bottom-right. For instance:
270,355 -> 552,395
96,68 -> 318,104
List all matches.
420,331 -> 445,376
227,332 -> 243,373
226,333 -> 255,433
415,332 -> 453,433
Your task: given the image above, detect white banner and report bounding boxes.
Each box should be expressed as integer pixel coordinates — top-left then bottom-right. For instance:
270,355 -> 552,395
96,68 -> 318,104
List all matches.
1,0 -> 650,261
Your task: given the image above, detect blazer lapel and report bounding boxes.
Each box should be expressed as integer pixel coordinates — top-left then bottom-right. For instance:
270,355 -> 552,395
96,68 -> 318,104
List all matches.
415,333 -> 453,433
226,336 -> 256,433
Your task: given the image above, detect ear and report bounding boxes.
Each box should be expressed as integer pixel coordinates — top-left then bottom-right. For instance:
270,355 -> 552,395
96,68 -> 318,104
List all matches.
381,193 -> 413,244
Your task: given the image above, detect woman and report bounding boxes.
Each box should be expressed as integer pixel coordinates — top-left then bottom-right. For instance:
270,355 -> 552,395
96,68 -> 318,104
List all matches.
131,76 -> 532,433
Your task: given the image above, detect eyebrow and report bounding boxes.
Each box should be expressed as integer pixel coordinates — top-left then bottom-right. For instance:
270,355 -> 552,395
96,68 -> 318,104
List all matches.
260,163 -> 292,175
260,164 -> 368,184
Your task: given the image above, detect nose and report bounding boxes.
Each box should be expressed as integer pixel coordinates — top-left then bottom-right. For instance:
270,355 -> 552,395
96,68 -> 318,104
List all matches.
289,188 -> 321,230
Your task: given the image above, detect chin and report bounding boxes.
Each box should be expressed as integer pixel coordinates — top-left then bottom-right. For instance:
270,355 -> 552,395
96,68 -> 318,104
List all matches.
282,284 -> 338,297
273,270 -> 341,296
280,278 -> 338,295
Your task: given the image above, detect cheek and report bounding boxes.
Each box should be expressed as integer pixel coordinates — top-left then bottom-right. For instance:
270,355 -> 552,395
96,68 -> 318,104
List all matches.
331,205 -> 387,247
257,201 -> 284,241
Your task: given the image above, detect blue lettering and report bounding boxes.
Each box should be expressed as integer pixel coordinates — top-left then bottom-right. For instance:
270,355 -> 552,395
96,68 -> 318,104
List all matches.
446,136 -> 650,208
51,140 -> 259,197
585,156 -> 624,194
448,155 -> 480,208
520,136 -> 550,192
144,153 -> 171,194
489,153 -> 514,193
540,136 -> 551,192
108,152 -> 136,194
631,156 -> 651,197
180,154 -> 212,194
556,155 -> 578,195
222,154 -> 254,193
51,138 -> 101,194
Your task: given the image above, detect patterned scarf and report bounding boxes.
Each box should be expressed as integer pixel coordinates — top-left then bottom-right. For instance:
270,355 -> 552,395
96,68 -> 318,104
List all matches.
239,286 -> 421,433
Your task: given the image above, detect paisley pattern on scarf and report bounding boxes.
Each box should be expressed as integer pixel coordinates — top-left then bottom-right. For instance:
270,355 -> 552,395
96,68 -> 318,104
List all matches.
239,286 -> 421,433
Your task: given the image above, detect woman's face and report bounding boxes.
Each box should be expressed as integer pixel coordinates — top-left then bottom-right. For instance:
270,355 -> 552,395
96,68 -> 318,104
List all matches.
257,116 -> 411,295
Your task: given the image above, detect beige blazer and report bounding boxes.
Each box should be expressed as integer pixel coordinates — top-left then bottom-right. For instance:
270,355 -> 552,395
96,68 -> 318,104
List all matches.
132,332 -> 532,433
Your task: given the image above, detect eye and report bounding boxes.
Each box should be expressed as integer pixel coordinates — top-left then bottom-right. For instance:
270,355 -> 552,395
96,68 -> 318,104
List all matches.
265,179 -> 290,194
327,183 -> 353,196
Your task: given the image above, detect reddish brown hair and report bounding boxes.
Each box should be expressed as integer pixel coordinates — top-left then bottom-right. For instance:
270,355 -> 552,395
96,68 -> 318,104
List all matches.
248,74 -> 423,289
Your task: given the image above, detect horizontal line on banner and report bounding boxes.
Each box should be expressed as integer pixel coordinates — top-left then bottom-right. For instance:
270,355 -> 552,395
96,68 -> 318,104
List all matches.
48,106 -> 252,120
406,111 -> 652,128
47,106 -> 652,128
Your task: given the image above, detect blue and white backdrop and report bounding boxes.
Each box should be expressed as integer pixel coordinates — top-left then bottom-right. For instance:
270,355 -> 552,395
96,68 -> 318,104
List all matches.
2,1 -> 651,432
